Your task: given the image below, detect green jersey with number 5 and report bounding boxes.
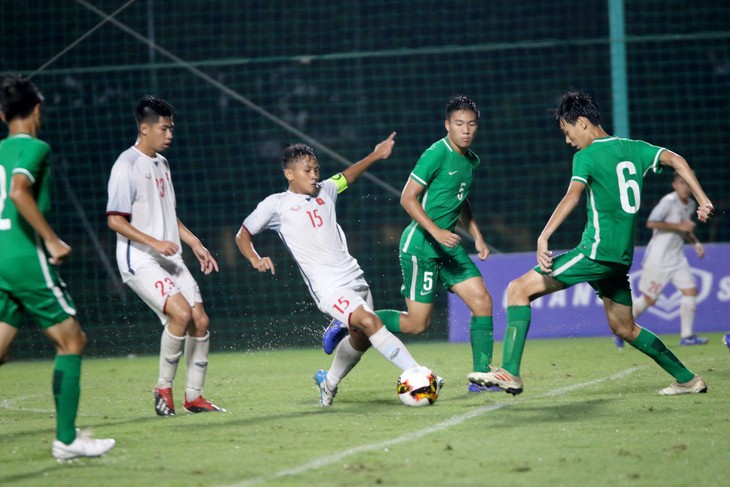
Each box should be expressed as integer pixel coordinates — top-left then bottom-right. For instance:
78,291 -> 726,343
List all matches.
400,137 -> 480,258
571,136 -> 663,265
0,134 -> 52,290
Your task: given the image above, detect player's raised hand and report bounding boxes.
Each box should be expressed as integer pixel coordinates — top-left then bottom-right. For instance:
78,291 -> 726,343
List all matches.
697,203 -> 714,223
151,239 -> 180,256
45,237 -> 72,265
252,256 -> 276,275
372,132 -> 397,160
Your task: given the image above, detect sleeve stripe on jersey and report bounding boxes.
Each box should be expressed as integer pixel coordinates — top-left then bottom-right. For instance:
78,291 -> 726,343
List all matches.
410,172 -> 427,186
571,176 -> 588,184
645,148 -> 665,176
241,224 -> 253,236
12,167 -> 35,184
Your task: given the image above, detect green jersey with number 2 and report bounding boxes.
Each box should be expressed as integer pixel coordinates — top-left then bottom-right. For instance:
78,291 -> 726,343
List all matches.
571,136 -> 663,265
0,134 -> 52,290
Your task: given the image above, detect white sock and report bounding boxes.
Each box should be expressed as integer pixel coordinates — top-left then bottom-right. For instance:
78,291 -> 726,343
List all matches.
184,332 -> 210,402
326,337 -> 364,389
368,327 -> 418,371
680,295 -> 697,338
157,326 -> 184,389
632,297 -> 650,318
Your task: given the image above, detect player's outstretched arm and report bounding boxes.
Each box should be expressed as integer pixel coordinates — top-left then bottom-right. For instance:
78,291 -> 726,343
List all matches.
340,132 -> 396,185
235,226 -> 275,275
10,174 -> 71,265
178,219 -> 219,274
536,180 -> 584,271
659,150 -> 714,222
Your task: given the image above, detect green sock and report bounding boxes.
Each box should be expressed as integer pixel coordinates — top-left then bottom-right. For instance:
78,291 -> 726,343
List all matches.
628,327 -> 694,383
470,316 -> 493,373
375,310 -> 401,333
502,305 -> 531,376
53,354 -> 81,444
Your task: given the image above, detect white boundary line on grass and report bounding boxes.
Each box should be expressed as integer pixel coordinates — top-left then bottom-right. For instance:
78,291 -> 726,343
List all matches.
222,366 -> 646,487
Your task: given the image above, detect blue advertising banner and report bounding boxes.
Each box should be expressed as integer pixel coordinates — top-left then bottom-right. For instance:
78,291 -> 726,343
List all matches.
448,243 -> 730,341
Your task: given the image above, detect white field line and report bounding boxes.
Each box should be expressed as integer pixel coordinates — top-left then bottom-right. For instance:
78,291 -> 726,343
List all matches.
222,366 -> 646,487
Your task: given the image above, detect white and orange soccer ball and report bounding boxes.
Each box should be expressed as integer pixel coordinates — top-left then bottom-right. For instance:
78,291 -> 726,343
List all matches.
397,366 -> 439,407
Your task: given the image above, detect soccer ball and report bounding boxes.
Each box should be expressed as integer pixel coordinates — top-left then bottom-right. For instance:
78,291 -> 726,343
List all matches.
397,366 -> 439,407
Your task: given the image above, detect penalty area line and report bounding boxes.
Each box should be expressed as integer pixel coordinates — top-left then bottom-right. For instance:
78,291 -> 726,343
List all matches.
221,366 -> 646,487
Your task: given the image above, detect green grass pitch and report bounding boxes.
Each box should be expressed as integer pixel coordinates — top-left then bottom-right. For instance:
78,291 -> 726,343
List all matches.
1,334 -> 729,486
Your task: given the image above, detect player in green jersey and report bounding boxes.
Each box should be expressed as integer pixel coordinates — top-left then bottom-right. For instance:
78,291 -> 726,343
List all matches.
468,91 -> 714,396
373,95 -> 495,393
0,76 -> 114,460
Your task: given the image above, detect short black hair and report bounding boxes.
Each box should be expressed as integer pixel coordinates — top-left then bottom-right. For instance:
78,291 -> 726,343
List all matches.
445,95 -> 479,121
135,95 -> 175,125
555,91 -> 601,126
281,143 -> 316,169
0,75 -> 44,122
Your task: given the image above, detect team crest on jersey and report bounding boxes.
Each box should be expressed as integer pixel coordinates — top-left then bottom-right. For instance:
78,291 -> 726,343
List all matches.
316,198 -> 325,205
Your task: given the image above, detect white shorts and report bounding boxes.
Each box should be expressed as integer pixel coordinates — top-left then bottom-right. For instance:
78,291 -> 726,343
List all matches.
638,262 -> 696,301
125,260 -> 201,325
319,278 -> 374,325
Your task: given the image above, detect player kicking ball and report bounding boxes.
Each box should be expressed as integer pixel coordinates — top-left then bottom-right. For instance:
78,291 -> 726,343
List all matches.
236,133 -> 441,406
468,91 -> 714,396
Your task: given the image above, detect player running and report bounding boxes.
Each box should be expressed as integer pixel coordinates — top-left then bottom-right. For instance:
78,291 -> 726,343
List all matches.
0,75 -> 115,460
468,91 -> 714,396
107,96 -> 223,416
236,133 -> 440,407
327,95 -> 494,393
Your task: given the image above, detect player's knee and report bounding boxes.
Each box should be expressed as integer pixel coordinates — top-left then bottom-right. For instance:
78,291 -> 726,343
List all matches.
192,312 -> 210,335
610,321 -> 637,340
169,307 -> 193,327
470,291 -> 493,315
357,314 -> 381,335
402,314 -> 430,334
507,279 -> 529,303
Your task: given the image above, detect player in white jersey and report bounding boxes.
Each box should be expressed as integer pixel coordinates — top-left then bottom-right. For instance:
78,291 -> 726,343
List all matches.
106,96 -> 223,416
616,173 -> 707,348
236,133 -> 440,407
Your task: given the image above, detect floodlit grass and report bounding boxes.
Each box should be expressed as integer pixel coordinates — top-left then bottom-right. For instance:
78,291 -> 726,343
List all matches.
1,334 -> 729,487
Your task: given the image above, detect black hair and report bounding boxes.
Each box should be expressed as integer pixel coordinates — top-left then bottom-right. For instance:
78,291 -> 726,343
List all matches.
555,91 -> 601,126
281,143 -> 316,169
135,95 -> 175,125
0,75 -> 44,122
445,95 -> 479,121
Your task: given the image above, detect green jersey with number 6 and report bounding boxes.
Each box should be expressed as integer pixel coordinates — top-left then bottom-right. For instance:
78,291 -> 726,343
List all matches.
400,137 -> 480,258
571,136 -> 663,265
0,134 -> 52,290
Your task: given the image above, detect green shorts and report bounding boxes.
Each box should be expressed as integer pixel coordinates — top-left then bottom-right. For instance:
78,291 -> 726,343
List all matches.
399,248 -> 482,304
0,271 -> 77,329
535,248 -> 633,306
